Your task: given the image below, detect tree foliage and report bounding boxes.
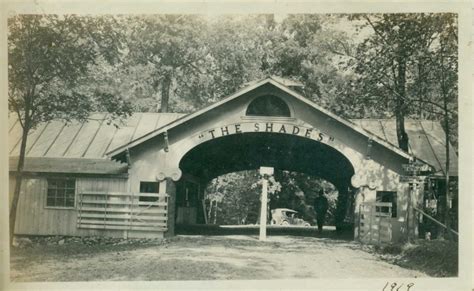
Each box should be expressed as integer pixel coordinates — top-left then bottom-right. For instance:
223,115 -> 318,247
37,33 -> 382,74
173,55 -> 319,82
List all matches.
116,14 -> 357,114
204,170 -> 281,225
346,13 -> 458,150
8,15 -> 132,245
9,13 -> 456,137
125,15 -> 208,113
8,15 -> 131,125
204,170 -> 339,226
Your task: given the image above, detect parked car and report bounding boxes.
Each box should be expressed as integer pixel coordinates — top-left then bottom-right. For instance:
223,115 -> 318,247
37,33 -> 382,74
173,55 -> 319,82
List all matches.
270,208 -> 311,226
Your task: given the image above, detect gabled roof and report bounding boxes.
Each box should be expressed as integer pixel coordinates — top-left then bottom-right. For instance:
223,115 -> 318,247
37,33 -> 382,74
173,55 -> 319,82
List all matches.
105,77 -> 413,160
244,76 -> 304,88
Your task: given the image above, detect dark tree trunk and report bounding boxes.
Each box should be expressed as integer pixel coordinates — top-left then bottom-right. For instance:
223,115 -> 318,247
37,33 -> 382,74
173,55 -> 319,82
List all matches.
9,123 -> 30,246
442,79 -> 452,240
395,110 -> 409,151
417,62 -> 426,118
395,56 -> 409,152
159,74 -> 172,113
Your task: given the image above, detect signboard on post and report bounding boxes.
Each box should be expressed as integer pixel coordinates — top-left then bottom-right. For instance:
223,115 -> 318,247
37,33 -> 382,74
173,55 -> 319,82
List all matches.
259,166 -> 274,241
260,166 -> 274,176
402,162 -> 432,175
400,161 -> 428,184
399,176 -> 424,183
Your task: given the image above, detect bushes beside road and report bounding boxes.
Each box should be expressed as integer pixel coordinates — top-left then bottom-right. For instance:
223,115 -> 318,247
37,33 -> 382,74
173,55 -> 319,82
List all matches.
373,239 -> 458,277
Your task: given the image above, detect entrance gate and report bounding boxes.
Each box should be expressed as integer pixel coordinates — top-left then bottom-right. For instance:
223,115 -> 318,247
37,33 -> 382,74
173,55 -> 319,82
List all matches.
358,202 -> 392,244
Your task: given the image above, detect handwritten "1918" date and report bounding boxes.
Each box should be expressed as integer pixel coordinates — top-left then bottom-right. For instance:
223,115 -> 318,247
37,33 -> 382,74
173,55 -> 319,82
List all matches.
383,282 -> 415,291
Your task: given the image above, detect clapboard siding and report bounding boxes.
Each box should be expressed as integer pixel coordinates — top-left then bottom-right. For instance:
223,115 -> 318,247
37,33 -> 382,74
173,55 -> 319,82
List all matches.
12,176 -> 131,237
77,177 -> 129,193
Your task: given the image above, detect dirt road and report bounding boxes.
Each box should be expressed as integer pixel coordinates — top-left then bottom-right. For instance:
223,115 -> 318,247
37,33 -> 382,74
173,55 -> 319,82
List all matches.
10,235 -> 426,281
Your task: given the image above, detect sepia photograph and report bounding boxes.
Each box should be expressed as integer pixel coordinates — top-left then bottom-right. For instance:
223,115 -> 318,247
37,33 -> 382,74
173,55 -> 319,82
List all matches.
1,1 -> 472,290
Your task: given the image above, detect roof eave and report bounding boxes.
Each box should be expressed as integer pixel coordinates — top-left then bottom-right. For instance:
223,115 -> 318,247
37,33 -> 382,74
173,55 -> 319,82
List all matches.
266,79 -> 414,160
106,77 -> 274,157
107,78 -> 414,162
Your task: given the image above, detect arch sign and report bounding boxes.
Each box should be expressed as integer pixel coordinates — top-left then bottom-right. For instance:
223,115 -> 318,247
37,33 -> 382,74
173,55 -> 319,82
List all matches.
195,121 -> 335,145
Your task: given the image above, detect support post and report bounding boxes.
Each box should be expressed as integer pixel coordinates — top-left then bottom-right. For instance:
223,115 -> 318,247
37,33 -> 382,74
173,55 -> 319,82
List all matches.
406,183 -> 412,242
161,178 -> 176,237
407,180 -> 421,242
259,167 -> 273,241
260,179 -> 268,241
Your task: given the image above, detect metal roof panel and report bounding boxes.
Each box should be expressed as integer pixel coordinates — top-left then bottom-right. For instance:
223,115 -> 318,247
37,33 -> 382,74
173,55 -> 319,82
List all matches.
83,120 -> 117,158
64,113 -> 105,157
420,120 -> 458,176
10,122 -> 48,156
106,125 -> 135,154
27,120 -> 65,157
378,119 -> 399,145
44,121 -> 83,157
9,116 -> 18,132
132,113 -> 159,142
353,119 -> 458,176
8,120 -> 22,155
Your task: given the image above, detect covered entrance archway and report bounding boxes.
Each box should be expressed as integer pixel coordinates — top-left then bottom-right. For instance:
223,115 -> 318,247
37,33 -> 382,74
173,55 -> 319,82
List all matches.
107,76 -> 435,243
177,131 -> 355,231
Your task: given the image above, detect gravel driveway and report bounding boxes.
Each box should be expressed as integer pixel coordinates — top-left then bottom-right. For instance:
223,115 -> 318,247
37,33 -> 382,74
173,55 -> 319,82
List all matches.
10,235 -> 427,281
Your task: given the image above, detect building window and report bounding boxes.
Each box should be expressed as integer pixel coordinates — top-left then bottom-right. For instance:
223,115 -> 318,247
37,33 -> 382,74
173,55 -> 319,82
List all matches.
47,178 -> 76,208
376,191 -> 397,218
139,181 -> 159,202
246,95 -> 291,117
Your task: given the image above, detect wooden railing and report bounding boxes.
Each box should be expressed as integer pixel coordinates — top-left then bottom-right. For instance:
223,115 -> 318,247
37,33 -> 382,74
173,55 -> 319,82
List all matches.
359,202 -> 393,244
77,191 -> 168,232
413,206 -> 458,236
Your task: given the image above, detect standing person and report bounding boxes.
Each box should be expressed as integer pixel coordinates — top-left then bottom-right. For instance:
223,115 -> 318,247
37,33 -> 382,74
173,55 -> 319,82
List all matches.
314,190 -> 329,233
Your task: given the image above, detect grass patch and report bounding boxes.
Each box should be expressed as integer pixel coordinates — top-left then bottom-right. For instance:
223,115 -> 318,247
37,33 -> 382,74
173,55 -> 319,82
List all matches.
374,239 -> 458,277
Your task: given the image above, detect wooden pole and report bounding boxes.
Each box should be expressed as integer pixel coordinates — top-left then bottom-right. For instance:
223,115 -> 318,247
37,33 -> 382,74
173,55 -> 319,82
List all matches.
259,178 -> 268,241
259,167 -> 273,241
413,206 -> 458,236
406,183 -> 412,242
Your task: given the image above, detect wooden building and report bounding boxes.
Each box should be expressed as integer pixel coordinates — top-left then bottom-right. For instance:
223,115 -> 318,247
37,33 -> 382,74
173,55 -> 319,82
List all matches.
8,77 -> 458,243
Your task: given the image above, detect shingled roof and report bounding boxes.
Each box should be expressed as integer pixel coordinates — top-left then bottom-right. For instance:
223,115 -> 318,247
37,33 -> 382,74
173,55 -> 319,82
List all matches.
9,112 -> 457,177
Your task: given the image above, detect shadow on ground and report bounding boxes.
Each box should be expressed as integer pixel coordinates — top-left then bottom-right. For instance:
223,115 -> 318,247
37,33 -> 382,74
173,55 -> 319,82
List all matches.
175,224 -> 354,240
